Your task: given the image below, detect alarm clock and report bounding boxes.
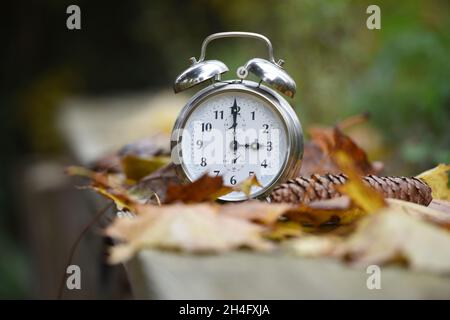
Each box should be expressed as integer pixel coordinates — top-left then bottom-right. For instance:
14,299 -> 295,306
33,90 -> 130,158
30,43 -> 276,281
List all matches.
171,32 -> 303,201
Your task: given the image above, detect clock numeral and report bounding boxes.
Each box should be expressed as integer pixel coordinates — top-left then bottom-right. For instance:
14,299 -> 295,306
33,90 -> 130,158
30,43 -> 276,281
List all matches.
214,110 -> 224,120
261,159 -> 268,168
196,140 -> 203,148
251,111 -> 255,120
201,122 -> 212,132
267,141 -> 272,151
262,124 -> 269,133
230,175 -> 237,185
200,157 -> 207,167
213,170 -> 220,177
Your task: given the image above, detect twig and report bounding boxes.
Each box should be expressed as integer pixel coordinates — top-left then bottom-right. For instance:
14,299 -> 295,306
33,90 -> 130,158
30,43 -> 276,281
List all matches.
57,202 -> 113,299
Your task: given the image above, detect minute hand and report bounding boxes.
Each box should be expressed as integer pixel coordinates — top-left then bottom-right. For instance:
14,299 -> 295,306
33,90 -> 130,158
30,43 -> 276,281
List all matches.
228,98 -> 239,132
229,98 -> 239,154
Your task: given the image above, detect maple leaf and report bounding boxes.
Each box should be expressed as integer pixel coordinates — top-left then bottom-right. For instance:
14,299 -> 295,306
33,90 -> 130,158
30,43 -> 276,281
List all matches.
105,203 -> 273,264
416,164 -> 450,201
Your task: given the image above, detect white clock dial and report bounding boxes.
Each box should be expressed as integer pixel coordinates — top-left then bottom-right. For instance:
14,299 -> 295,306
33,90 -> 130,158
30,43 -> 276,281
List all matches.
180,91 -> 288,200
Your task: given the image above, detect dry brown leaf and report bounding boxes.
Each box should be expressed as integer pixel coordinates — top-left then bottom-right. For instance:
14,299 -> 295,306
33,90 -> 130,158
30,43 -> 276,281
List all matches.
387,198 -> 450,229
91,134 -> 170,173
428,200 -> 450,216
335,209 -> 450,274
306,126 -> 381,176
285,197 -> 365,227
105,203 -> 273,264
137,163 -> 180,202
219,201 -> 292,225
164,174 -> 233,204
416,164 -> 450,201
66,166 -> 139,209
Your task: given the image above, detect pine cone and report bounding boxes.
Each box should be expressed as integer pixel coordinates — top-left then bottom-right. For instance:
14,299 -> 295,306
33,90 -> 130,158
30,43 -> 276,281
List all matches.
270,174 -> 432,206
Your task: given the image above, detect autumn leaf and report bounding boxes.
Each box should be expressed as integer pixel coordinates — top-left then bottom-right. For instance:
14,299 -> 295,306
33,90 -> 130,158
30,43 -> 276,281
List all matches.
121,154 -> 170,181
387,198 -> 450,229
285,196 -> 365,227
334,209 -> 450,274
137,163 -> 180,202
164,174 -> 233,203
164,173 -> 265,203
264,221 -> 303,240
105,203 -> 273,264
236,174 -> 262,197
91,134 -> 171,173
287,235 -> 342,258
219,201 -> 292,225
416,164 -> 450,201
66,165 -> 159,209
301,115 -> 377,177
306,125 -> 381,176
332,151 -> 386,212
428,200 -> 450,216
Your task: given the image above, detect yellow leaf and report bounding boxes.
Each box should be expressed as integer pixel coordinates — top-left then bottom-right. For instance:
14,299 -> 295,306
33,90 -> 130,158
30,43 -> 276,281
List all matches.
91,186 -> 132,211
234,175 -> 262,197
264,221 -> 303,240
121,155 -> 171,181
416,164 -> 450,201
333,151 -> 386,213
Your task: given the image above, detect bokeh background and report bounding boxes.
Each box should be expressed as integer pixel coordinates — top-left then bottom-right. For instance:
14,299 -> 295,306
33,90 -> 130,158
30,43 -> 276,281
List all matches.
1,0 -> 449,298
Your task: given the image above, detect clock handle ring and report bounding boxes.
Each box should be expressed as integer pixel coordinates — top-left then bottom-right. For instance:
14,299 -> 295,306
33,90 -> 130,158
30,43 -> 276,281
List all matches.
197,31 -> 277,64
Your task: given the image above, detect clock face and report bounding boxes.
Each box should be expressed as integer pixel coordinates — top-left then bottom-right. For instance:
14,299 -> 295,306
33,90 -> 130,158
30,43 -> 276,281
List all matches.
179,90 -> 288,200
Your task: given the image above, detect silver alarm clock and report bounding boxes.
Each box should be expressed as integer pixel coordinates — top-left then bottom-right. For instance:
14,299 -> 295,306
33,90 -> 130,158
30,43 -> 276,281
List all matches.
171,32 -> 303,201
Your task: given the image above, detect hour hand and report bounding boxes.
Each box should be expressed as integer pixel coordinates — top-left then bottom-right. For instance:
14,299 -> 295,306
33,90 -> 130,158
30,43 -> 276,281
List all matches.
244,141 -> 263,150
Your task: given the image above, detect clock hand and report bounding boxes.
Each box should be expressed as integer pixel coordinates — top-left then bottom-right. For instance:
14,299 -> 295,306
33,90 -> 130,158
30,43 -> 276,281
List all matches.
243,140 -> 264,150
228,98 -> 240,158
228,98 -> 239,132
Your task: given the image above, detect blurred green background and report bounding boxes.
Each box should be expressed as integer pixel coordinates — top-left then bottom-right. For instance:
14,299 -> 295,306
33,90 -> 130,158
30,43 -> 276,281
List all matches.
1,0 -> 449,298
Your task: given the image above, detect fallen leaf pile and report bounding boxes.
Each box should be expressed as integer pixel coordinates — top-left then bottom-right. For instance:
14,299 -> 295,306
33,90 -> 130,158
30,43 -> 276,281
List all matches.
68,117 -> 450,275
